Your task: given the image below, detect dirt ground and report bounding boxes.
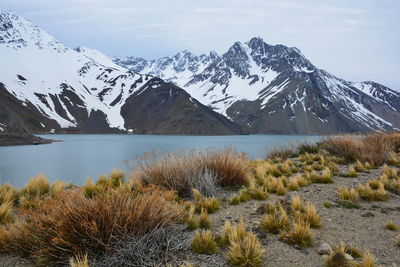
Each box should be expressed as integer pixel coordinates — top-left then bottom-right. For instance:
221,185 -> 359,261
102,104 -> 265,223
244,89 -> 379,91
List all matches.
176,164 -> 400,267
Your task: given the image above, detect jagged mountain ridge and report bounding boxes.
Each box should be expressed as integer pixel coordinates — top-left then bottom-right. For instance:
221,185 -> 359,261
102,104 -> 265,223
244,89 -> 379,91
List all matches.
115,38 -> 400,134
0,12 -> 242,135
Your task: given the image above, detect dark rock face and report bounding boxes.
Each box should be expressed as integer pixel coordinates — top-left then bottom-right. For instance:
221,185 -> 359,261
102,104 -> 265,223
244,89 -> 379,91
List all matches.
121,78 -> 244,135
227,70 -> 400,134
0,84 -> 55,145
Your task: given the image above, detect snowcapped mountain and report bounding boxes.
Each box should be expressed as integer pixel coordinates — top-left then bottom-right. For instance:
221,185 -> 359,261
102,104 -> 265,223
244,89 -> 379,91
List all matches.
0,12 -> 242,135
115,37 -> 400,134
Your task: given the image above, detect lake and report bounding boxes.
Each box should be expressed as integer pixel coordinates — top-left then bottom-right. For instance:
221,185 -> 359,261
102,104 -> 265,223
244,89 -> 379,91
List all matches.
0,134 -> 321,187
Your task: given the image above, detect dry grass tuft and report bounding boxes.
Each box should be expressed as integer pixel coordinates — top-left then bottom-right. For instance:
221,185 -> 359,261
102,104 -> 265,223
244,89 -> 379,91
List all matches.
0,201 -> 13,224
230,196 -> 241,205
186,205 -> 199,230
321,133 -> 400,166
291,195 -> 304,212
190,230 -> 218,254
357,183 -> 389,202
354,160 -> 367,173
295,202 -> 322,228
276,181 -> 287,195
0,188 -> 183,265
267,147 -> 296,160
199,208 -> 211,229
382,164 -> 398,179
353,251 -> 378,267
280,222 -> 313,247
260,203 -> 290,234
131,148 -> 250,197
306,168 -> 333,184
192,189 -> 221,213
325,243 -> 353,267
69,254 -> 89,267
226,232 -> 264,267
338,186 -> 360,202
20,174 -> 50,199
0,184 -> 17,205
222,219 -> 265,267
384,220 -> 398,231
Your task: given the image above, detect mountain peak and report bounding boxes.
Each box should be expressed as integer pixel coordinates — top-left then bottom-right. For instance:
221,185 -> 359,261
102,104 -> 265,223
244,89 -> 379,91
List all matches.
247,36 -> 265,46
0,11 -> 64,51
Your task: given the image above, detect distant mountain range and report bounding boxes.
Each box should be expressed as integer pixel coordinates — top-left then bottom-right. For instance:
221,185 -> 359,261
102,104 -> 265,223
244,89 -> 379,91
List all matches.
0,11 -> 399,136
114,39 -> 400,134
0,12 -> 241,135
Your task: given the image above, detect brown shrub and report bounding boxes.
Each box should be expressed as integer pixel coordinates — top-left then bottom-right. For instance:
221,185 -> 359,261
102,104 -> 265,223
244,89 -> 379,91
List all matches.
0,188 -> 183,266
321,133 -> 399,166
266,147 -> 296,160
131,148 -> 250,197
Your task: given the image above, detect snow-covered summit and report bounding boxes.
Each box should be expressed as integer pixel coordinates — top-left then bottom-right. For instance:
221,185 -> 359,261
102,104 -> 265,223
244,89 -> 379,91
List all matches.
114,37 -> 400,134
0,11 -> 65,51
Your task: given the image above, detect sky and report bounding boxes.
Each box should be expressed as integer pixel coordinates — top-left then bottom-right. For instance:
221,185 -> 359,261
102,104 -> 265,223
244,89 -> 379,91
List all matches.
1,0 -> 399,90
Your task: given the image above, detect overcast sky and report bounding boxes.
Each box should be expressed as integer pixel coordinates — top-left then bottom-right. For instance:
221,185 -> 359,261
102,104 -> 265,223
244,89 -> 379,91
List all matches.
1,0 -> 399,90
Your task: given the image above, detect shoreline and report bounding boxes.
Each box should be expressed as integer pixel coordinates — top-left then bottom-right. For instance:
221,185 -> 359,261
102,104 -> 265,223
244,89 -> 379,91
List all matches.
0,134 -> 57,146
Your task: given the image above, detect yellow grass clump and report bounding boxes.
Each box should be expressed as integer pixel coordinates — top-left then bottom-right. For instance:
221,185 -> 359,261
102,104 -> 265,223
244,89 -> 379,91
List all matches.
192,189 -> 221,213
226,233 -> 264,267
199,208 -> 211,229
324,243 -> 353,267
191,230 -> 218,254
382,164 -> 398,179
280,222 -> 313,247
230,195 -> 241,205
357,183 -> 389,202
353,251 -> 378,267
260,203 -> 290,234
69,254 -> 89,267
186,205 -> 199,230
0,201 -> 13,224
0,184 -> 17,205
223,219 -> 265,267
384,220 -> 398,231
295,202 -> 322,228
291,195 -> 304,212
338,186 -> 360,202
20,174 -> 50,199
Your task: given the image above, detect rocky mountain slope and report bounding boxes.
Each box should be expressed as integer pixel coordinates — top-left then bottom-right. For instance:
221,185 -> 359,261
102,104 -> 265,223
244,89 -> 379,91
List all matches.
115,38 -> 400,134
0,12 -> 242,135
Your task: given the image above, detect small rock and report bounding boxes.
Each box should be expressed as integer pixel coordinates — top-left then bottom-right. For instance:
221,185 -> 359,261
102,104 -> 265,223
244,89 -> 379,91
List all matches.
234,217 -> 239,222
294,244 -> 301,250
256,204 -> 268,214
344,254 -> 354,261
300,249 -> 309,255
318,243 -> 332,255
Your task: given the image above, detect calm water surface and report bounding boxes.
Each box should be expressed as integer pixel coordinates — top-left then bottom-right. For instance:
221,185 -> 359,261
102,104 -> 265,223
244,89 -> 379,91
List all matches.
0,134 -> 321,187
